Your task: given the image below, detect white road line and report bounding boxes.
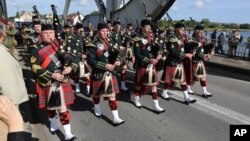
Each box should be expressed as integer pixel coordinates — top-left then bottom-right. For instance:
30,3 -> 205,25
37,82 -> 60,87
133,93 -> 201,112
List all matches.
126,80 -> 250,125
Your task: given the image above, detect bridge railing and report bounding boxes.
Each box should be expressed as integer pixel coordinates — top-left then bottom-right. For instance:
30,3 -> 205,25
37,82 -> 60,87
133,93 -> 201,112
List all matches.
214,41 -> 250,60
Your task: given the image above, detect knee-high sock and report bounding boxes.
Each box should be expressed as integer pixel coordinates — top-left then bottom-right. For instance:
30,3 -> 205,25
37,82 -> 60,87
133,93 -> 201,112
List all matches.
134,90 -> 141,96
59,111 -> 71,125
181,84 -> 188,91
109,100 -> 118,111
86,78 -> 91,86
200,80 -> 207,87
93,96 -> 100,104
164,82 -> 174,89
151,92 -> 158,100
47,110 -> 56,118
120,72 -> 126,81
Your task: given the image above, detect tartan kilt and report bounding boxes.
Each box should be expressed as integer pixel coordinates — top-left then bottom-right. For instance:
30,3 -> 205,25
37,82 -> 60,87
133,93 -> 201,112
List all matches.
91,75 -> 119,97
134,67 -> 158,87
183,58 -> 193,85
161,64 -> 186,84
36,81 -> 75,109
192,61 -> 206,81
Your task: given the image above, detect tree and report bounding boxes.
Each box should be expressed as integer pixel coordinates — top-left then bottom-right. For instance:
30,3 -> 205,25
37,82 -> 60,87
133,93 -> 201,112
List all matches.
201,18 -> 210,27
16,11 -> 20,18
90,11 -> 100,15
240,24 -> 250,29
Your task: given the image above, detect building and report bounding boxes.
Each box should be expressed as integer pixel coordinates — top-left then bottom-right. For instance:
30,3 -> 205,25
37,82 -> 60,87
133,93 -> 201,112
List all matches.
66,12 -> 84,25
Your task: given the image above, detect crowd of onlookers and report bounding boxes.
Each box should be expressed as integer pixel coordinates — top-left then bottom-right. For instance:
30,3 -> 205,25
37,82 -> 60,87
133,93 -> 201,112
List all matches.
211,29 -> 250,59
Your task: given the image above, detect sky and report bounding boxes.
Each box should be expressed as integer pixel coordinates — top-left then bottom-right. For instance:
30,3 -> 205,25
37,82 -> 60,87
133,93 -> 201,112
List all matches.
6,0 -> 250,24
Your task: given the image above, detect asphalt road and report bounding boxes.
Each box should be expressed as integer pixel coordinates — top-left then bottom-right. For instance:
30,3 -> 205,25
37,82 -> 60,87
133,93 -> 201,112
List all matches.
15,47 -> 250,141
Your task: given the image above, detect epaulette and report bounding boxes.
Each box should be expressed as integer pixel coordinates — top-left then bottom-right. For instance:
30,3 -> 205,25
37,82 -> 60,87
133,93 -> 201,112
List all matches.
168,35 -> 178,43
85,42 -> 96,48
132,37 -> 141,42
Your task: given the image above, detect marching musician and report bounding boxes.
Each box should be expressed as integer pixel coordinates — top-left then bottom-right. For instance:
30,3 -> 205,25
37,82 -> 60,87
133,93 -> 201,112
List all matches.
132,19 -> 165,113
29,24 -> 77,141
111,20 -> 129,91
186,25 -> 212,98
154,29 -> 167,72
87,23 -> 124,126
124,23 -> 136,69
161,22 -> 197,104
27,21 -> 42,48
71,23 -> 91,95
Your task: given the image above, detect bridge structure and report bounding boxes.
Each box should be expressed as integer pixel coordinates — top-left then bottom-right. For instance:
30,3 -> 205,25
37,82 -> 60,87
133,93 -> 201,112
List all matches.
0,0 -> 7,19
65,0 -> 176,26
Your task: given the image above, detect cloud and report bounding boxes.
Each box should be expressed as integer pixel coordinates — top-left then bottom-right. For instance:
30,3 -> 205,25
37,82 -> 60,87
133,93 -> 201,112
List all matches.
191,0 -> 212,9
171,1 -> 179,11
72,0 -> 92,6
192,0 -> 205,9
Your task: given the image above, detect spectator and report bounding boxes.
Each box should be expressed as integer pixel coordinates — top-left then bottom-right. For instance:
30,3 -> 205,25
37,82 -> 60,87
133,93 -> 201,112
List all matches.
0,23 -> 29,141
211,29 -> 217,48
247,36 -> 250,60
216,32 -> 226,54
228,29 -> 242,57
0,95 -> 36,141
4,21 -> 17,53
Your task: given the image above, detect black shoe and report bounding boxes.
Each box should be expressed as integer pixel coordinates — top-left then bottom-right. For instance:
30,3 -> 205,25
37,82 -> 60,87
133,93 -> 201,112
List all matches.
202,94 -> 212,98
113,120 -> 125,127
94,113 -> 102,118
188,92 -> 194,95
50,129 -> 59,135
190,99 -> 197,103
162,97 -> 170,101
184,99 -> 197,105
65,136 -> 77,141
184,101 -> 190,105
155,109 -> 165,114
134,105 -> 142,108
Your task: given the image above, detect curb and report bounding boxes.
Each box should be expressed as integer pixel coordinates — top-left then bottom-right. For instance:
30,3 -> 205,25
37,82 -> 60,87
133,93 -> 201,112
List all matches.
205,61 -> 250,74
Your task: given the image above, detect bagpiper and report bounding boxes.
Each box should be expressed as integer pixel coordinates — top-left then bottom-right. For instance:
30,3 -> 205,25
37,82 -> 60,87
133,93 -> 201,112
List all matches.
132,19 -> 165,113
123,23 -> 136,69
111,20 -> 128,91
29,24 -> 77,141
161,22 -> 197,104
71,23 -> 91,95
185,25 -> 212,98
87,23 -> 125,126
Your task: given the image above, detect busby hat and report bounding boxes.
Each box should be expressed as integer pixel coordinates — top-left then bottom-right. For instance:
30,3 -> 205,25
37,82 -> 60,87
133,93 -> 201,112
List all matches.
194,25 -> 204,30
33,21 -> 41,26
113,20 -> 121,26
75,23 -> 84,29
158,30 -> 165,34
140,19 -> 151,27
106,20 -> 112,24
32,15 -> 38,20
97,23 -> 108,30
64,24 -> 70,28
41,23 -> 54,31
174,22 -> 185,29
127,23 -> 132,27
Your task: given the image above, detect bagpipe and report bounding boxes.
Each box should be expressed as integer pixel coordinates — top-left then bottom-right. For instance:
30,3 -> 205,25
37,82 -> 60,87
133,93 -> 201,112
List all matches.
50,4 -> 76,68
184,34 -> 199,54
32,5 -> 40,20
203,38 -> 214,54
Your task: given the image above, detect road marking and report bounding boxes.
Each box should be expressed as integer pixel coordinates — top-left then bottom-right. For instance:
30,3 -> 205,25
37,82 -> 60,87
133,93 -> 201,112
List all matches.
126,80 -> 250,125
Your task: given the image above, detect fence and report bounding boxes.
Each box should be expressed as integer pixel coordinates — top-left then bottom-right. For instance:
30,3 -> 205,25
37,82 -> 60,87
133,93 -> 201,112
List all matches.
214,41 -> 250,60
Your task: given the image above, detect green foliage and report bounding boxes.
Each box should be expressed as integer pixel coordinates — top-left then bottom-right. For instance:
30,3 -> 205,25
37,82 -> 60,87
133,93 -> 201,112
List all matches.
158,18 -> 250,30
90,11 -> 100,15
